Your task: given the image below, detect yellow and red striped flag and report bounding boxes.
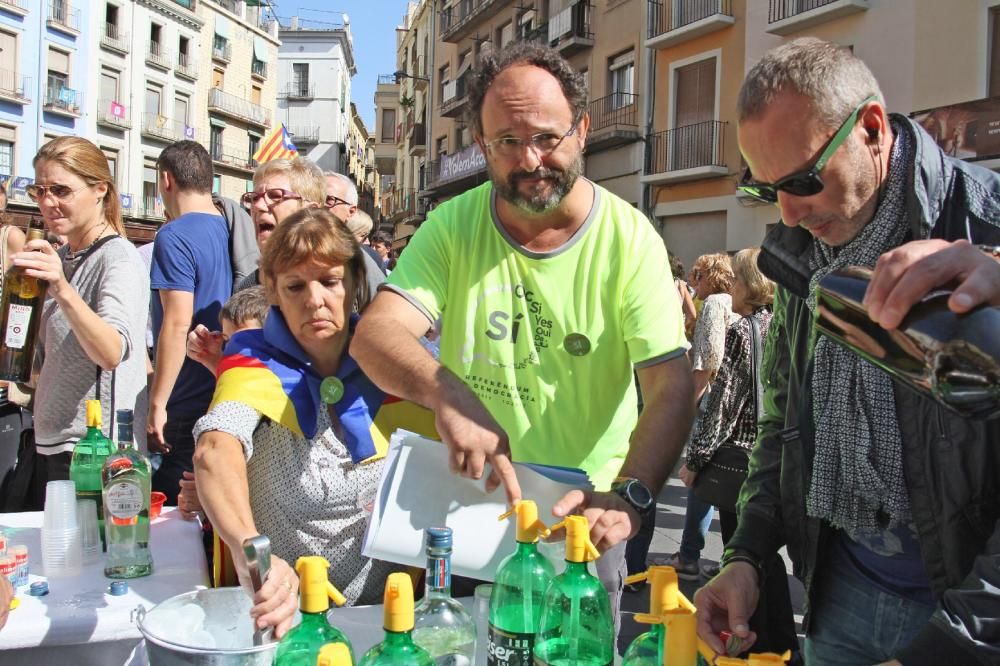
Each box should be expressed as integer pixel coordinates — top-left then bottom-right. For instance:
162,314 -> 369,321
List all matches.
253,123 -> 299,164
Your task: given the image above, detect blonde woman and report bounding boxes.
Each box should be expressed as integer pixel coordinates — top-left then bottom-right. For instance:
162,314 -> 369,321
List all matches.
15,137 -> 148,483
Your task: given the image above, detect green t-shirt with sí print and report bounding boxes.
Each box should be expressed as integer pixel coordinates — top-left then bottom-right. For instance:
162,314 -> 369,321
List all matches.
386,180 -> 688,490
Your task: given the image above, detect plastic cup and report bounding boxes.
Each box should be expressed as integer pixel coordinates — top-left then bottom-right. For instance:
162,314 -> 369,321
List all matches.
150,492 -> 167,520
76,499 -> 101,563
42,525 -> 82,577
473,583 -> 492,665
43,481 -> 79,531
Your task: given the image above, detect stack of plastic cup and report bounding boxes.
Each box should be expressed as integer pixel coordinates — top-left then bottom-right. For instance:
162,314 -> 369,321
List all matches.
76,499 -> 101,564
42,480 -> 82,577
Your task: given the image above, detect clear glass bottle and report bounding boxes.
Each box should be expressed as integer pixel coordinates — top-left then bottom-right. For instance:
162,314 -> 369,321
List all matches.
0,226 -> 47,382
488,500 -> 554,665
102,408 -> 153,578
358,572 -> 434,666
274,556 -> 352,666
412,527 -> 476,665
70,400 -> 116,549
533,515 -> 614,666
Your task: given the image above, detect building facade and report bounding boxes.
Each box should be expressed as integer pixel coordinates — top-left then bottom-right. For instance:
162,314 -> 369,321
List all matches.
373,70 -> 399,235
276,17 -> 355,175
348,101 -> 379,220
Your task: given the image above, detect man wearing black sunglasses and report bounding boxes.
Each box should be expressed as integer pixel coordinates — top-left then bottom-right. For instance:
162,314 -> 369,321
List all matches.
697,38 -> 1000,666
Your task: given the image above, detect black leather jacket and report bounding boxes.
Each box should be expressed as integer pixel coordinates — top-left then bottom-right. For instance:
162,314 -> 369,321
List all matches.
728,115 -> 1000,664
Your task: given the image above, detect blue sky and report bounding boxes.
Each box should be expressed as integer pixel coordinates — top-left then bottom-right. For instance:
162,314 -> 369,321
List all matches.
270,1 -> 413,130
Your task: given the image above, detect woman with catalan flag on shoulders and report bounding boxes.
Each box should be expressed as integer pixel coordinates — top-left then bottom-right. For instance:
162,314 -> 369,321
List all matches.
191,208 -> 436,638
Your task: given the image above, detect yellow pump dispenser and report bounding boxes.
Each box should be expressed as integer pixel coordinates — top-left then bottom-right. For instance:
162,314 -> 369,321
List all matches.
297,556 -> 347,613
499,500 -> 551,543
274,556 -> 352,665
383,572 -> 415,633
549,514 -> 600,563
663,608 -> 698,665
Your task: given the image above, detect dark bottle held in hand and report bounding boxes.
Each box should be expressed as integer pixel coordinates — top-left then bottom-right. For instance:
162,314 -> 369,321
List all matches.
816,265 -> 1000,419
0,226 -> 47,382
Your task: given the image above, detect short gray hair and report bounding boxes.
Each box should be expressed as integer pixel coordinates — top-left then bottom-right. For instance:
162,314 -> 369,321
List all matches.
346,209 -> 373,238
323,171 -> 358,205
738,37 -> 883,129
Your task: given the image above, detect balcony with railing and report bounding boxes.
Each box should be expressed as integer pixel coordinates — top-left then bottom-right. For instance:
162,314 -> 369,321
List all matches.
286,82 -> 315,100
441,70 -> 472,118
141,113 -> 185,141
47,1 -> 80,35
408,57 -> 429,91
766,0 -> 868,35
210,141 -> 255,173
251,59 -> 267,80
97,99 -> 131,130
212,41 -> 232,64
176,53 -> 197,80
647,0 -> 734,48
377,74 -> 398,85
0,69 -> 29,105
408,119 -> 426,157
586,92 -> 641,153
101,23 -> 129,54
0,0 -> 29,16
207,0 -> 237,13
549,2 -> 593,56
43,79 -> 83,117
439,0 -> 505,43
425,142 -> 487,193
519,21 -> 550,46
643,120 -> 728,184
287,125 -> 320,145
385,187 -> 418,222
208,87 -> 270,127
146,42 -> 171,70
139,196 -> 166,221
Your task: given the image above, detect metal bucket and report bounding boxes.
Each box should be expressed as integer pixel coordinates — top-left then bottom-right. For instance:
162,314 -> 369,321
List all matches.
134,587 -> 278,665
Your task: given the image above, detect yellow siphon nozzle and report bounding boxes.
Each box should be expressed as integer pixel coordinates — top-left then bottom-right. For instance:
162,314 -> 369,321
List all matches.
630,566 -> 680,624
295,556 -> 347,613
498,500 -> 551,543
383,572 -> 416,633
747,651 -> 792,665
716,658 -> 748,666
85,400 -> 102,428
663,608 -> 698,666
549,515 -> 599,563
316,642 -> 353,666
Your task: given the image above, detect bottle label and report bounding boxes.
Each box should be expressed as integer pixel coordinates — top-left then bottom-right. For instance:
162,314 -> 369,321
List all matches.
488,624 -> 533,666
4,304 -> 32,349
106,481 -> 143,520
429,556 -> 450,589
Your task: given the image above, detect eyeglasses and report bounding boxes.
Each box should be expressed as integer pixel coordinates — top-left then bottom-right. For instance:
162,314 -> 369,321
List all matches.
737,94 -> 878,205
240,188 -> 304,210
26,183 -> 87,202
483,120 -> 580,160
325,194 -> 353,209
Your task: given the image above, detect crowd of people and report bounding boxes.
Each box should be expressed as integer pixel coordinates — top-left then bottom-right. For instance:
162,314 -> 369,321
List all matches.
0,37 -> 997,664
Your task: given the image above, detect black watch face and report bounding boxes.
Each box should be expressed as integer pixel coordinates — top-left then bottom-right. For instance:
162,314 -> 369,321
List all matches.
625,481 -> 653,509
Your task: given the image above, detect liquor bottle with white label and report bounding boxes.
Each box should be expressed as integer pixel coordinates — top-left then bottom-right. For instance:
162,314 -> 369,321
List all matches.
0,225 -> 47,382
102,408 -> 153,578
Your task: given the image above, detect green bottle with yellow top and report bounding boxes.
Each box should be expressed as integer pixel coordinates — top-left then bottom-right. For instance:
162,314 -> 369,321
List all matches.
69,399 -> 116,548
274,556 -> 351,665
532,515 -> 613,666
357,572 -> 434,665
621,566 -> 681,665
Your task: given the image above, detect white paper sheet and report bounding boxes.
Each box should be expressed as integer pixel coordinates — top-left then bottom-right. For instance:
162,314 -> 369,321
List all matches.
362,430 -> 592,581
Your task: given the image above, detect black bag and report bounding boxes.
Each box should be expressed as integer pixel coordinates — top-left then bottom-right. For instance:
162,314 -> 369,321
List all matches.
692,316 -> 764,514
0,407 -> 38,512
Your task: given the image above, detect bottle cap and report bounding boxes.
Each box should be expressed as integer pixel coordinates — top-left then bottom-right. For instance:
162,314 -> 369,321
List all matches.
116,408 -> 134,426
316,642 -> 353,666
295,556 -> 347,613
498,500 -> 550,544
425,526 -> 452,550
382,571 -> 415,633
108,581 -> 129,596
663,608 -> 698,665
85,400 -> 102,428
549,515 -> 599,563
29,581 -> 49,596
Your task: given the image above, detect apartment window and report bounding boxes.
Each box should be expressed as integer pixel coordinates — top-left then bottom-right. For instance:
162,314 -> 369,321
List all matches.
213,34 -> 227,55
381,108 -> 396,142
100,69 -> 119,106
174,95 -> 189,127
102,148 -> 118,182
212,174 -> 221,194
292,63 -> 309,96
210,125 -> 223,160
150,23 -> 162,53
248,133 -> 260,163
251,85 -> 262,106
106,4 -> 119,28
143,165 -> 158,213
0,126 -> 14,177
436,135 -> 447,157
0,31 -> 16,91
439,64 -> 450,102
145,84 -> 161,116
497,21 -> 513,48
518,9 -> 536,37
178,35 -> 190,66
674,57 -> 715,127
991,7 -> 1000,97
609,50 -> 635,109
212,68 -> 224,89
459,124 -> 471,149
47,47 -> 70,95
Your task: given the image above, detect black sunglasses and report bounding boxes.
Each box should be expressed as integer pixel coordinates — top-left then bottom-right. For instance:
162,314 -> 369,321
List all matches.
738,94 -> 877,204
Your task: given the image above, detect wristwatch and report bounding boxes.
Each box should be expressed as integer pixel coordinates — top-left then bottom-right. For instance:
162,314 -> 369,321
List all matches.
610,477 -> 655,516
720,547 -> 766,583
978,244 -> 1000,260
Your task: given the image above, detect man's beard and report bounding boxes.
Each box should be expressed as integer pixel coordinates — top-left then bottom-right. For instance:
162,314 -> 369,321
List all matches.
489,152 -> 584,214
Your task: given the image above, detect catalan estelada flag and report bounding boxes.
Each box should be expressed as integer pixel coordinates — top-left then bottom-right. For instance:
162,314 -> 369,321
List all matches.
209,308 -> 437,463
252,123 -> 299,164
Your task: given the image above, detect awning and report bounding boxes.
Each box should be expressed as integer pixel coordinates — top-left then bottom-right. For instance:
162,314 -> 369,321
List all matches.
209,117 -> 227,128
253,37 -> 267,60
215,15 -> 231,39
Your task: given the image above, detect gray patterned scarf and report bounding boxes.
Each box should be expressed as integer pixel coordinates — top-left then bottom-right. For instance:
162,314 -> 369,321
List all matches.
805,123 -> 918,538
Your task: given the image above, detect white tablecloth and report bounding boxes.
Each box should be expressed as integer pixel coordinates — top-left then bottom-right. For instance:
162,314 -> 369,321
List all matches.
0,507 -> 209,665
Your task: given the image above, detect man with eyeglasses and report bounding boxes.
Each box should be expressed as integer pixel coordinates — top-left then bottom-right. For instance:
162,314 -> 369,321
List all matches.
351,43 -> 694,636
696,38 -> 1000,665
324,170 -> 388,288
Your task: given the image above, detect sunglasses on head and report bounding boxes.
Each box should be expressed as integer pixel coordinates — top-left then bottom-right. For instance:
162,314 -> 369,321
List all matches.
737,94 -> 878,205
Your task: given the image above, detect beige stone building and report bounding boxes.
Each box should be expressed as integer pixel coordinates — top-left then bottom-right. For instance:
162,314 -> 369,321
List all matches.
373,71 -> 400,236
196,0 -> 280,201
348,102 -> 380,221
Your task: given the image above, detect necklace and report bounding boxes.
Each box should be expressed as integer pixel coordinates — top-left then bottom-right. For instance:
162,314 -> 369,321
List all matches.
66,222 -> 111,260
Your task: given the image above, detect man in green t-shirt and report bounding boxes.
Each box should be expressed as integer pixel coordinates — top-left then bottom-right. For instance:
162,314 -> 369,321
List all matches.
351,43 -> 694,620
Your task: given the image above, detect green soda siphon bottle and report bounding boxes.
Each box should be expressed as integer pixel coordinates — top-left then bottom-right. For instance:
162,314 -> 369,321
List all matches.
621,566 -> 680,665
357,572 -> 435,666
102,408 -> 153,578
533,515 -> 614,666
274,556 -> 352,665
70,399 -> 116,549
487,500 -> 554,665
